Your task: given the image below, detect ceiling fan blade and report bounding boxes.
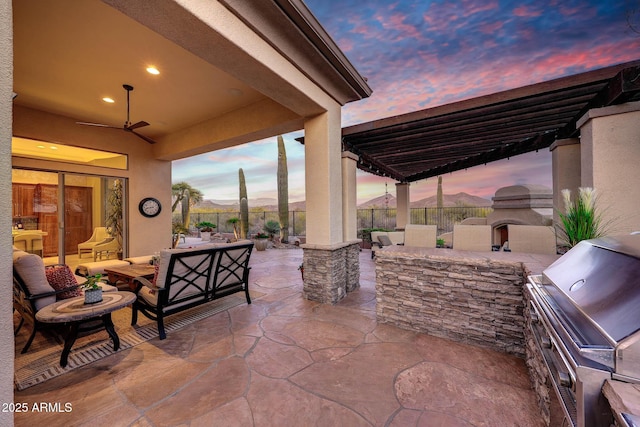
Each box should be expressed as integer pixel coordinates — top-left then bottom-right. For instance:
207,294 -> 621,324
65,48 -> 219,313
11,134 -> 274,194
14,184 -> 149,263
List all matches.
76,121 -> 118,128
77,85 -> 154,143
132,130 -> 156,144
127,120 -> 150,130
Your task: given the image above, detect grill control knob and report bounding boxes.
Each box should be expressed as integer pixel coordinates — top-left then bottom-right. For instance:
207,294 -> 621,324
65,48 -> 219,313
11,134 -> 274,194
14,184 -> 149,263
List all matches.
558,372 -> 572,388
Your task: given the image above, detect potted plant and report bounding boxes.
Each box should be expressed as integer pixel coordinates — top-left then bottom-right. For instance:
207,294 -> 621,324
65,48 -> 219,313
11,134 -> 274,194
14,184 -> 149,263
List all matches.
556,187 -> 612,250
264,220 -> 280,241
254,232 -> 269,251
83,273 -> 104,304
436,238 -> 446,248
196,221 -> 216,241
227,217 -> 240,241
172,221 -> 189,248
105,179 -> 124,259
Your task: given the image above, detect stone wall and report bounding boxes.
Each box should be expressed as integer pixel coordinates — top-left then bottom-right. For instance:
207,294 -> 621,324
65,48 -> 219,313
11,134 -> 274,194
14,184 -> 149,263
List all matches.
375,249 -> 528,357
302,241 -> 360,304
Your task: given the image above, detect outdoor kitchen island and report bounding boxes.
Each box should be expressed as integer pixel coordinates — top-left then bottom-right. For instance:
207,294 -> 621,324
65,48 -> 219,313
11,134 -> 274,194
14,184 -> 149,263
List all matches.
375,246 -> 561,423
375,243 -> 640,427
375,245 -> 559,356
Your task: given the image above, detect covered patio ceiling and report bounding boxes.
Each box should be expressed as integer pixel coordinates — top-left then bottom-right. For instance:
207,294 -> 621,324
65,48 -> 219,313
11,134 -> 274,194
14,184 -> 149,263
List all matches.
337,60 -> 640,183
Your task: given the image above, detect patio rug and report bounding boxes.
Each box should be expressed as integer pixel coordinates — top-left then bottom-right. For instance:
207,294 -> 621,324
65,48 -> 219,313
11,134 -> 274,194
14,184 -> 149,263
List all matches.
14,291 -> 262,391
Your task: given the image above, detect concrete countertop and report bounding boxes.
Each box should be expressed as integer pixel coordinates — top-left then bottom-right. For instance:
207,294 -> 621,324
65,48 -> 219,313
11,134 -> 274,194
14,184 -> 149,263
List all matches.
376,245 -> 560,275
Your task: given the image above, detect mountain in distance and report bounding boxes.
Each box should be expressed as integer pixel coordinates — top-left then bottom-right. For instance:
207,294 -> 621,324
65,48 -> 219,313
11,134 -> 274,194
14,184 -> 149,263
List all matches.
411,192 -> 492,208
194,198 -> 305,211
193,192 -> 491,211
358,194 -> 397,209
356,192 -> 492,208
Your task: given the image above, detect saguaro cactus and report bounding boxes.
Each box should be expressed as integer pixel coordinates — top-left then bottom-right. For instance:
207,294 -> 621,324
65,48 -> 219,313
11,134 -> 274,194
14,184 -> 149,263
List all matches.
436,176 -> 444,233
277,135 -> 289,243
239,168 -> 248,239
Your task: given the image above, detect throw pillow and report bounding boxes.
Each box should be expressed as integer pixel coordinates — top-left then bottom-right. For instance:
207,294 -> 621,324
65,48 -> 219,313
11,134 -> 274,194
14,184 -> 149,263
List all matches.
377,235 -> 393,246
45,265 -> 82,300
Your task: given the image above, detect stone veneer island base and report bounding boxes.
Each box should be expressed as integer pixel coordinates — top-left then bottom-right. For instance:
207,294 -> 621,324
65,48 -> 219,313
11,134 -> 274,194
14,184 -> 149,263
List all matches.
375,246 -> 557,356
375,245 -> 560,423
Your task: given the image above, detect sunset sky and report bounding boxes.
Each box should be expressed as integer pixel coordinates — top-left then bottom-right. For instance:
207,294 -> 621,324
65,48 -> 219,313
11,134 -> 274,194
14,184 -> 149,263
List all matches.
172,0 -> 640,204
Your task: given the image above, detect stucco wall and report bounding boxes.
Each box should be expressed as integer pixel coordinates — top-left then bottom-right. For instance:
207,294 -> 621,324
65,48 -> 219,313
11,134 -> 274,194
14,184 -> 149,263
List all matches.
578,103 -> 640,234
550,138 -> 581,225
1,1 -> 14,424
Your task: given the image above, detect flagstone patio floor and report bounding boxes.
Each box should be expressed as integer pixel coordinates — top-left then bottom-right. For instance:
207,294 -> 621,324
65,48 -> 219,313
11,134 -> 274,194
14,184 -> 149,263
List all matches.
14,247 -> 544,427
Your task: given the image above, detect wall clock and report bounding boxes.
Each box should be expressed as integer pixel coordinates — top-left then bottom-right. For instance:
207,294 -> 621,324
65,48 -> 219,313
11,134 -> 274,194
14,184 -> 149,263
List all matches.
139,197 -> 161,218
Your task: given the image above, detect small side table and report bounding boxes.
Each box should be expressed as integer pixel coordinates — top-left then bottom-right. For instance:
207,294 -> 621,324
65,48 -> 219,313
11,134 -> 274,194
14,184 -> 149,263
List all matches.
35,291 -> 136,367
105,264 -> 155,291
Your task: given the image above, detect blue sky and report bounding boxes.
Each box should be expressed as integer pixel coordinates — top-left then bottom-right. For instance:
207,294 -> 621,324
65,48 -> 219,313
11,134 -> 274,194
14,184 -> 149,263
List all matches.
173,0 -> 640,204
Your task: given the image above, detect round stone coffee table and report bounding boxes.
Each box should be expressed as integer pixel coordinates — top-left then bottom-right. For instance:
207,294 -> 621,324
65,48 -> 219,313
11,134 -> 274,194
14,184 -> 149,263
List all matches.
36,291 -> 136,367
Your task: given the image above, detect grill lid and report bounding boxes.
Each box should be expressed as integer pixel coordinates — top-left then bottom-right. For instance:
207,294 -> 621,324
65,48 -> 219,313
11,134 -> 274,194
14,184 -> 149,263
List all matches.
542,234 -> 640,345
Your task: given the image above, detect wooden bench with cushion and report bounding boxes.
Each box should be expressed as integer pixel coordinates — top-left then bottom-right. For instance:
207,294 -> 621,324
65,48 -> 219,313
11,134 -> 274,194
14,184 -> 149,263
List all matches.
131,241 -> 254,339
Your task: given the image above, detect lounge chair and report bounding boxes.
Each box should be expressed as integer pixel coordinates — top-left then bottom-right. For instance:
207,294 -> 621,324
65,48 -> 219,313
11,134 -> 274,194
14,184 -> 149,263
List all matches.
13,250 -> 116,353
78,227 -> 109,258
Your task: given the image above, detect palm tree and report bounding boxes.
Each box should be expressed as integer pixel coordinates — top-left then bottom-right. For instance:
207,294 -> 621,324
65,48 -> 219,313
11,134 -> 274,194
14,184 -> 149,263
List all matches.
171,182 -> 203,229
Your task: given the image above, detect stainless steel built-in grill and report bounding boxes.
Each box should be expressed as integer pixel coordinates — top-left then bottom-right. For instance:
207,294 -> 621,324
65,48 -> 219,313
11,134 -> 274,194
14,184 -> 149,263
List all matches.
526,234 -> 640,427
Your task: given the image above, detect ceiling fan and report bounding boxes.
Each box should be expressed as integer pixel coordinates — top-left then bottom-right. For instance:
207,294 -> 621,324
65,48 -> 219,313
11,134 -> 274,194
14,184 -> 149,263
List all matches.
77,84 -> 156,144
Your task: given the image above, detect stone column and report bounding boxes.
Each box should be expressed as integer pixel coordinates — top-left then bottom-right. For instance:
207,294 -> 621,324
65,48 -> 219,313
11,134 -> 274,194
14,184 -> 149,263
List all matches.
302,108 -> 360,303
302,241 -> 360,303
395,182 -> 410,230
577,102 -> 640,234
342,151 -> 359,242
550,138 -> 580,225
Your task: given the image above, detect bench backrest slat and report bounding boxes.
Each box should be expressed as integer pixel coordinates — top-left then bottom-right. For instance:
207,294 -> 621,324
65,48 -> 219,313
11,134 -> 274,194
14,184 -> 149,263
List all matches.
156,242 -> 254,305
212,244 -> 253,298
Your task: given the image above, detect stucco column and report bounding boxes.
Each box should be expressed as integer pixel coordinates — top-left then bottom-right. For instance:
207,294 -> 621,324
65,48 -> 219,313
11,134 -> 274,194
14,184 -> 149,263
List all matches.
577,102 -> 640,234
302,107 -> 360,303
342,151 -> 359,241
550,138 -> 580,225
395,182 -> 410,230
1,0 -> 14,424
304,108 -> 343,245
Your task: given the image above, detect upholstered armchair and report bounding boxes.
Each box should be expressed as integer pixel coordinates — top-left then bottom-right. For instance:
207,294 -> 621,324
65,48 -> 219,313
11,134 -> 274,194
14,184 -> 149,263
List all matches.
78,227 -> 109,258
13,250 -> 116,353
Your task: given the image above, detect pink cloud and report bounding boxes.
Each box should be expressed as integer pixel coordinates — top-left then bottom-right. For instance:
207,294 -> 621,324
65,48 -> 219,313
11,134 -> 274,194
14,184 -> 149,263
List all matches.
376,11 -> 423,40
513,5 -> 542,18
479,21 -> 503,34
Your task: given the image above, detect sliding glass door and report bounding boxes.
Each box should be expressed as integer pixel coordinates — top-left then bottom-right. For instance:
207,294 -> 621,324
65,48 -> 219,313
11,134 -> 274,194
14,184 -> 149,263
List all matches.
12,169 -> 127,269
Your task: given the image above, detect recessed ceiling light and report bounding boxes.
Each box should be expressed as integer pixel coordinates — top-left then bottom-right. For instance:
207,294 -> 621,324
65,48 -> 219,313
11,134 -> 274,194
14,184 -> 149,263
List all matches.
49,146 -> 58,150
146,66 -> 160,75
36,145 -> 45,149
102,97 -> 115,103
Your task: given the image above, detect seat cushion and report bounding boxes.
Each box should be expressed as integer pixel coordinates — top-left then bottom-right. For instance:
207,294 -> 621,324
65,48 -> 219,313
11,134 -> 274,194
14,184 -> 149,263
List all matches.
45,265 -> 83,300
378,235 -> 393,246
13,252 -> 56,311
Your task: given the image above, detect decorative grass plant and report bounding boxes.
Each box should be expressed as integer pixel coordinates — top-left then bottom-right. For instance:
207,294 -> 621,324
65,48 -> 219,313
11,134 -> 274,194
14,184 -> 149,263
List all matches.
557,187 -> 611,248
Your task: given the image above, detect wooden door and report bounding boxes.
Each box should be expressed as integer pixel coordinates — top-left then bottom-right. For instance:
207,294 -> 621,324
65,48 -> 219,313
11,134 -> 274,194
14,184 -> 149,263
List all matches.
64,186 -> 93,254
34,184 -> 93,256
34,184 -> 58,256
